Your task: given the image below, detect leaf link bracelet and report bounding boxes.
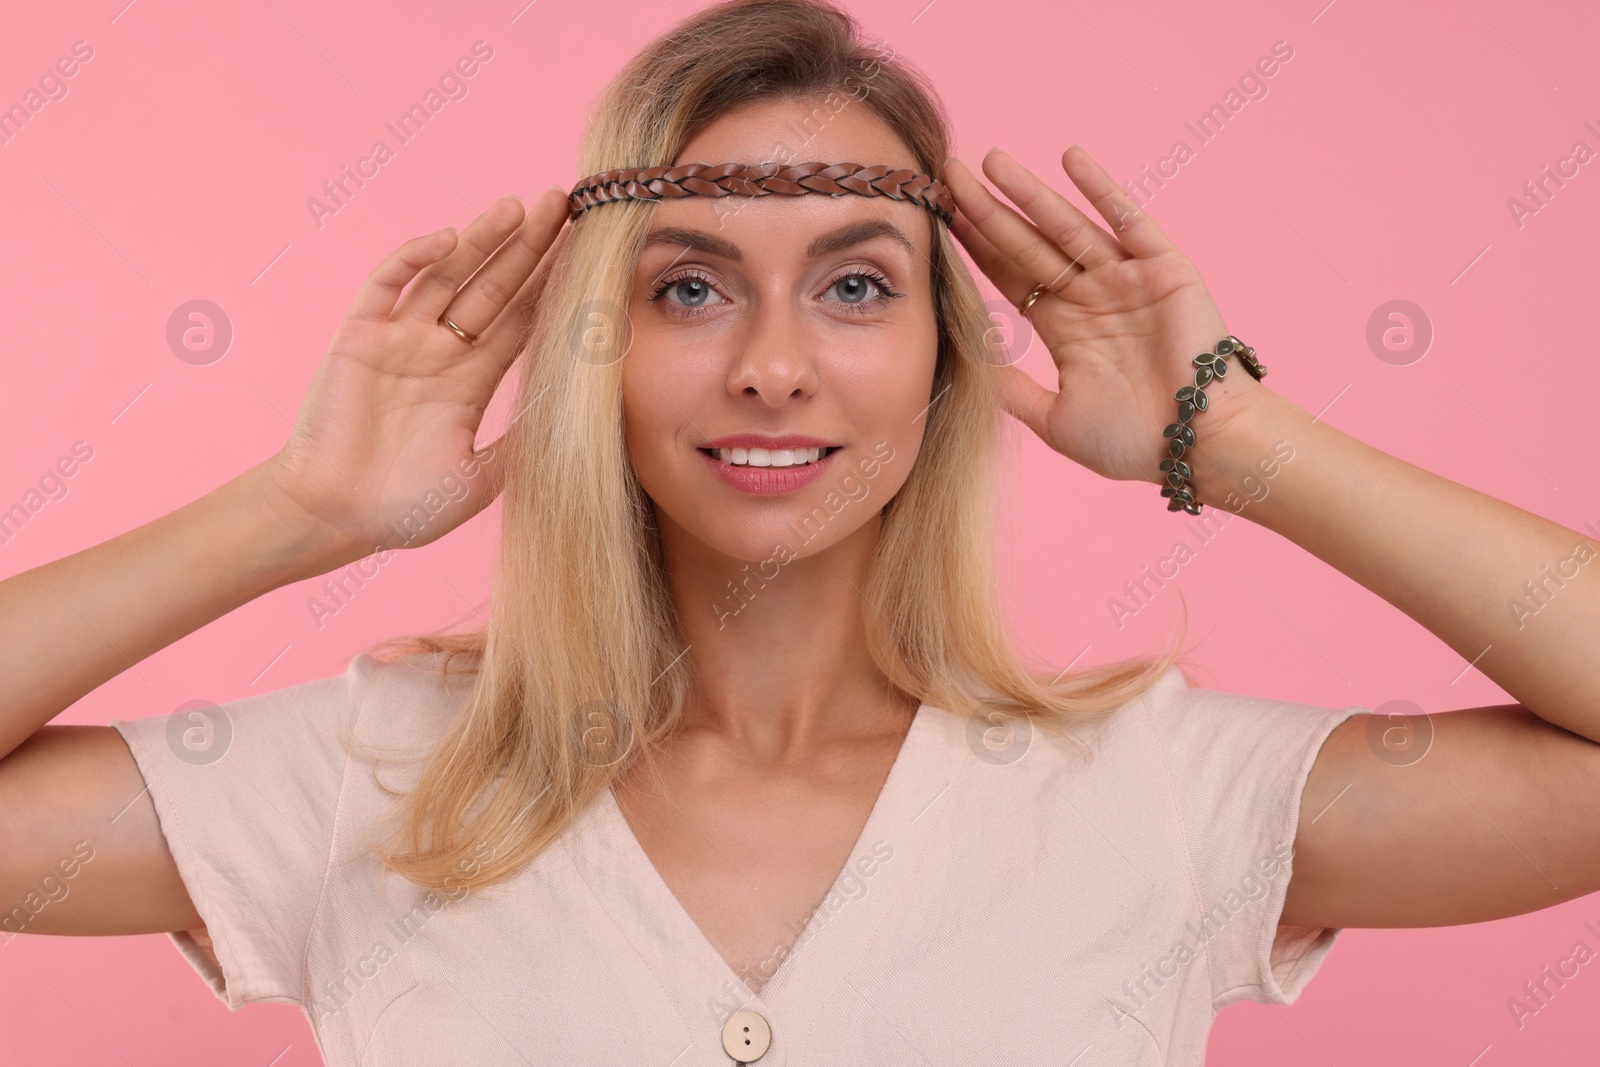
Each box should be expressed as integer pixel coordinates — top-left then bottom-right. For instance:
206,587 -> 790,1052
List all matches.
1158,335 -> 1269,515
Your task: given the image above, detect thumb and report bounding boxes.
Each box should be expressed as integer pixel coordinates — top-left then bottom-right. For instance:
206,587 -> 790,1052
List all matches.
994,363 -> 1057,445
463,439 -> 509,511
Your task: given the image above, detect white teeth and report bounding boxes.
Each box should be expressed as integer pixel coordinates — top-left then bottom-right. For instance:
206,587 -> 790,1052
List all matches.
715,446 -> 828,468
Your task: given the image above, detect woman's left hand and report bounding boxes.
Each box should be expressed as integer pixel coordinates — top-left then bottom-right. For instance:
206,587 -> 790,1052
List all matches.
942,145 -> 1272,490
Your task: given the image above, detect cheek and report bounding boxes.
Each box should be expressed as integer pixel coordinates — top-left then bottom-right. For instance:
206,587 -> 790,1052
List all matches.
620,322 -> 672,415
619,341 -> 705,487
838,332 -> 938,433
619,369 -> 668,475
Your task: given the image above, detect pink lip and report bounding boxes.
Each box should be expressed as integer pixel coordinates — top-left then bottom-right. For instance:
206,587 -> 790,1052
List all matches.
700,445 -> 841,495
699,433 -> 839,450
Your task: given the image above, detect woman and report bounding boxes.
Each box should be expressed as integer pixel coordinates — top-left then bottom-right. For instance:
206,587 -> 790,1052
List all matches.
3,0 -> 1597,1063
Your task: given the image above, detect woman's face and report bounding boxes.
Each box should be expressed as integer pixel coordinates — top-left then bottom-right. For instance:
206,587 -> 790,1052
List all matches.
620,96 -> 941,565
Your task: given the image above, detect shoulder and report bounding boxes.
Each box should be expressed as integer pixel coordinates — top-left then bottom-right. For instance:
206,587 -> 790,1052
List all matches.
349,649 -> 476,715
1111,667 -> 1369,867
935,665 -> 1361,780
339,649 -> 480,764
1132,665 -> 1365,765
1009,664 -> 1366,833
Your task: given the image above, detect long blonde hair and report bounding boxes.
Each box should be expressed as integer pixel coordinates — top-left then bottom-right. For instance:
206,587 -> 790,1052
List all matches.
356,0 -> 1193,893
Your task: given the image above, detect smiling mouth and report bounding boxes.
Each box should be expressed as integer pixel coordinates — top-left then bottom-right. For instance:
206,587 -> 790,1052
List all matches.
697,445 -> 843,468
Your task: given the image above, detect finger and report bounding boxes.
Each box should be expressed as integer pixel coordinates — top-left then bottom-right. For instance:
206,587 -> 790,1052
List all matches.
449,225 -> 573,474
470,216 -> 572,371
1059,144 -> 1175,258
466,438 -> 510,507
430,188 -> 571,341
943,155 -> 1101,299
994,362 -> 1056,443
981,148 -> 1129,272
393,195 -> 528,324
346,227 -> 459,323
949,208 -> 1065,310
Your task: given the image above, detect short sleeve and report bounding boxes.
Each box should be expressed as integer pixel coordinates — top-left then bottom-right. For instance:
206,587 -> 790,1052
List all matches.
110,652 -> 377,1009
1137,666 -> 1366,1011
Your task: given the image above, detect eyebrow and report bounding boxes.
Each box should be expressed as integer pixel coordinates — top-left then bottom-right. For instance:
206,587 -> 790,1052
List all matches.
641,217 -> 919,262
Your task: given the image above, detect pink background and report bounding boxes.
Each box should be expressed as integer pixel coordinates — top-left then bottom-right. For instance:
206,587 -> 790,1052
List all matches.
3,0 -> 1598,1062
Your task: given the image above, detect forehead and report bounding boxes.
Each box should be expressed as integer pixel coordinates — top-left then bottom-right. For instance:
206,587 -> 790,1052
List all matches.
676,95 -> 916,168
640,95 -> 937,257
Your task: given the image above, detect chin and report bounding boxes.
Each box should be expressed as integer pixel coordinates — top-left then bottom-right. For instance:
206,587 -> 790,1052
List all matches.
659,502 -> 857,568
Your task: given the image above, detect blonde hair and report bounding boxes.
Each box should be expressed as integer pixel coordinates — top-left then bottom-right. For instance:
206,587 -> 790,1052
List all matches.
356,0 -> 1194,893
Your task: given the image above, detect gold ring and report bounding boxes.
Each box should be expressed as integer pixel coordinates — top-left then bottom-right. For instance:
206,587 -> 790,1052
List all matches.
439,315 -> 479,345
1020,283 -> 1054,318
1020,255 -> 1088,317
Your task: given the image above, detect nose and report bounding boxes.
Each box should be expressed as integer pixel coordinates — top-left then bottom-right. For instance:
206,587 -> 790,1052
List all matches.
725,293 -> 819,407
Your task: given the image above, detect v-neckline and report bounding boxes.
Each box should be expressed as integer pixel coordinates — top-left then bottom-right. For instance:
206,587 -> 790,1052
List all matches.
591,699 -> 939,1012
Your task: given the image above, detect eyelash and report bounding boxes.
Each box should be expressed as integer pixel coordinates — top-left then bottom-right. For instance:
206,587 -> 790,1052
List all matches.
646,267 -> 902,317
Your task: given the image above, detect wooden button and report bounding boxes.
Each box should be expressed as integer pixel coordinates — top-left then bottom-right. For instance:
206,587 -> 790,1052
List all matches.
720,1008 -> 771,1062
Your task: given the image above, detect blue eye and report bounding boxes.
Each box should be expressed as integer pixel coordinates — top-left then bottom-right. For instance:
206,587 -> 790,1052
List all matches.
819,268 -> 903,314
828,273 -> 886,307
659,275 -> 724,309
647,268 -> 903,318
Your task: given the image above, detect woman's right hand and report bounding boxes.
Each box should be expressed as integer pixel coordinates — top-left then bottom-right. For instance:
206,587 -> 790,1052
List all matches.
258,187 -> 572,563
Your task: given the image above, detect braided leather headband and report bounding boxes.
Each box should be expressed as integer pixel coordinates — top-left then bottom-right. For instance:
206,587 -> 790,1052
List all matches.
567,162 -> 955,226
